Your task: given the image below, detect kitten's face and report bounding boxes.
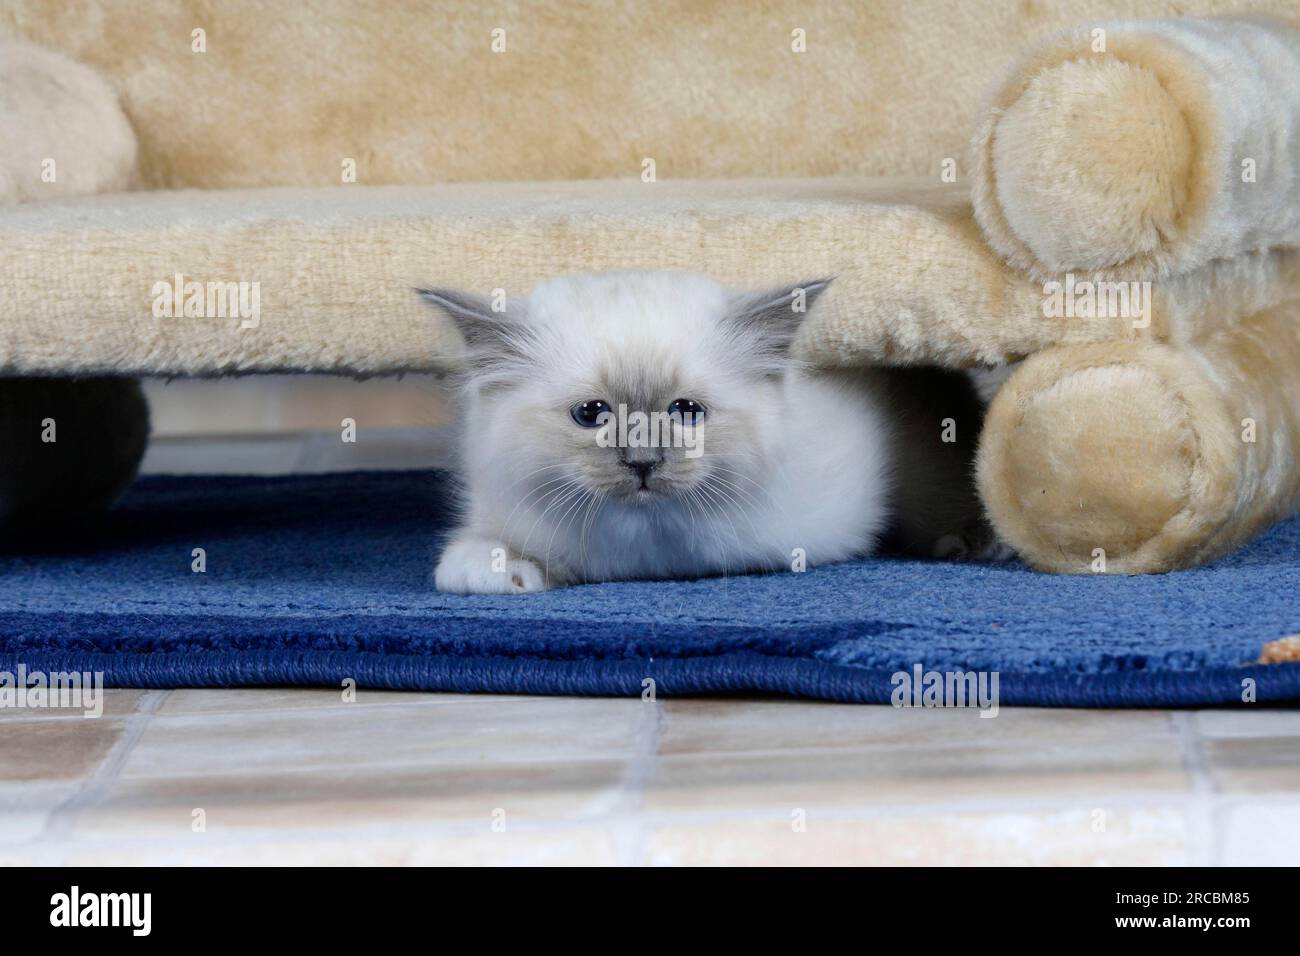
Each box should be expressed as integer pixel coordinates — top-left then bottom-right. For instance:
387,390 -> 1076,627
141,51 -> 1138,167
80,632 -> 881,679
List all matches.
421,271 -> 828,511
505,333 -> 754,507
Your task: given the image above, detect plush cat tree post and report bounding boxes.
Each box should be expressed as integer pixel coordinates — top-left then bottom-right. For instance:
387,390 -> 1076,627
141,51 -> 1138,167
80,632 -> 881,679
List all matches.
970,16 -> 1300,572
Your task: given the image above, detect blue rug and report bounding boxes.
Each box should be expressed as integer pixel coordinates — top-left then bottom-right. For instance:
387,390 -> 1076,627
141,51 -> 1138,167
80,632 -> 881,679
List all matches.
2,470 -> 1298,707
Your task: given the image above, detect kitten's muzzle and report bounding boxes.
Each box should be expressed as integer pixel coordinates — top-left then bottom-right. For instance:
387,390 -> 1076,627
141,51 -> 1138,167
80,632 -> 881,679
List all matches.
620,449 -> 664,489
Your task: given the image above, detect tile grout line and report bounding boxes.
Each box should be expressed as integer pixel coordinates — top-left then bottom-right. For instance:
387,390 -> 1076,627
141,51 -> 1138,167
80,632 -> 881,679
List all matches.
37,689 -> 171,848
612,698 -> 665,866
1171,710 -> 1220,865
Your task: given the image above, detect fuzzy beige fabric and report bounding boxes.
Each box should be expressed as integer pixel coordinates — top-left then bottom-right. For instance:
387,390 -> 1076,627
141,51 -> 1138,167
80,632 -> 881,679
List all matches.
969,12 -> 1300,574
0,0 -> 1293,189
0,39 -> 136,205
970,15 -> 1300,280
978,298 -> 1300,574
3,178 -> 1297,376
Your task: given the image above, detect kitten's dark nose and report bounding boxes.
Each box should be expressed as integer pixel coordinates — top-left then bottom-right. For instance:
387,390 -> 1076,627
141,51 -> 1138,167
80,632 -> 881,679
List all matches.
622,451 -> 662,487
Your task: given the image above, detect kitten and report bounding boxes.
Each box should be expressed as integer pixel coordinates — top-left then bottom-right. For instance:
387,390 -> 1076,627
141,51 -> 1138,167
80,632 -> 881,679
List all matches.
420,271 -> 996,594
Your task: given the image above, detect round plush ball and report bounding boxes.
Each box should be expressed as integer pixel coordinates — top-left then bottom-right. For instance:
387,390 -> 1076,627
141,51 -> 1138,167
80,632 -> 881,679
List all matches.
0,39 -> 137,205
989,57 -> 1194,275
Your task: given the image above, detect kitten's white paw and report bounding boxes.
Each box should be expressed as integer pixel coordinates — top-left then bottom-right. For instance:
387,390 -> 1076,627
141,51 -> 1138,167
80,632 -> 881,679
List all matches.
434,538 -> 547,594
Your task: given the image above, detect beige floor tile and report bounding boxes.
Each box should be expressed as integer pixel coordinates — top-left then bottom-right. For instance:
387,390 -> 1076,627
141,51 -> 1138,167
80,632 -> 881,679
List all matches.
276,379 -> 451,433
64,828 -> 619,866
0,719 -> 124,783
1220,802 -> 1300,865
646,739 -> 1188,814
0,782 -> 80,843
643,806 -> 1188,866
0,689 -> 145,721
1193,708 -> 1300,739
403,828 -> 620,865
74,759 -> 627,836
119,697 -> 642,779
140,426 -> 455,476
1204,737 -> 1300,792
158,687 -> 539,716
0,849 -> 41,865
143,375 -> 450,438
144,379 -> 294,436
139,434 -> 308,475
660,700 -> 1175,756
295,427 -> 454,472
0,809 -> 62,845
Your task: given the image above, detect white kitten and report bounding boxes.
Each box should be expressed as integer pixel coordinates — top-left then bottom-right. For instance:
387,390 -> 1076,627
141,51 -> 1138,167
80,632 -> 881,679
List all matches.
421,271 -> 986,594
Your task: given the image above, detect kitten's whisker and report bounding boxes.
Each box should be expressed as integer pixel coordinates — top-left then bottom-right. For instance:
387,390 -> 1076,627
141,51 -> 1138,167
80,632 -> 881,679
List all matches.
679,485 -> 705,554
697,475 -> 746,558
683,486 -> 719,566
685,480 -> 738,574
519,479 -> 585,565
705,472 -> 764,512
499,473 -> 578,543
700,474 -> 764,546
502,461 -> 569,493
544,487 -> 593,582
578,492 -> 607,570
710,462 -> 791,522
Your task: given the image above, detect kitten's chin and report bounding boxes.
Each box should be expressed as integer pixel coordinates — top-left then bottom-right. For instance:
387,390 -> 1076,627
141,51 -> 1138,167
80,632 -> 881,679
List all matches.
609,484 -> 673,506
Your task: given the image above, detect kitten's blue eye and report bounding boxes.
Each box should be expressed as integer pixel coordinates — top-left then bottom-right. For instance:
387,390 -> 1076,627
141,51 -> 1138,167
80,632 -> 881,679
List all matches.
668,398 -> 706,425
570,400 -> 610,428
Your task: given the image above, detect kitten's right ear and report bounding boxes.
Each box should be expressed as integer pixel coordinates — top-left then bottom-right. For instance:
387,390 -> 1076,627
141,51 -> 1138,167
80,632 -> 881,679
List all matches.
415,287 -> 518,354
728,277 -> 833,361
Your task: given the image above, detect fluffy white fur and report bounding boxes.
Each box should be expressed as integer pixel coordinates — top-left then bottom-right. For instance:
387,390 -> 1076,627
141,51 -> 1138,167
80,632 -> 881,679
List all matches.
424,271 -> 891,593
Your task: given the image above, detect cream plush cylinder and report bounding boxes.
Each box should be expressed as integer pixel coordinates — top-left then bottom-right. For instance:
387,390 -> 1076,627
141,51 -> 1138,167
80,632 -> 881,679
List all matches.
970,15 -> 1300,280
977,299 -> 1300,574
0,39 -> 136,205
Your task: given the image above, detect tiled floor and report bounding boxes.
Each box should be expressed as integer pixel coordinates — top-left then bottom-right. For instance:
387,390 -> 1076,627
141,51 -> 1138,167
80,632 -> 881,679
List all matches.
4,690 -> 1299,865
2,429 -> 1298,865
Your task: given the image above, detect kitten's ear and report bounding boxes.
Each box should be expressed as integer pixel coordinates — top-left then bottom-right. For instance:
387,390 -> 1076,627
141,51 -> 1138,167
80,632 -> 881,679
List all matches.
415,287 -> 518,353
728,278 -> 833,356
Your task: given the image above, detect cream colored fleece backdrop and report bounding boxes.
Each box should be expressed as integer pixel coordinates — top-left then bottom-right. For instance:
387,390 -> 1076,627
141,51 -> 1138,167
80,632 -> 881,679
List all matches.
1,0 -> 1295,189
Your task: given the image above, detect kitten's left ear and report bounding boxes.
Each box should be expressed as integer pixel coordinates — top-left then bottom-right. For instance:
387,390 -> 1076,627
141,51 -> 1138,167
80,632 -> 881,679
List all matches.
728,277 -> 833,355
416,287 -> 532,383
415,287 -> 518,352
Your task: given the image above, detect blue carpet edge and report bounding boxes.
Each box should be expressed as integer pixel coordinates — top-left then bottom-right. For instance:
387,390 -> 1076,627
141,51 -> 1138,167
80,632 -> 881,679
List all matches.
5,649 -> 1299,708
